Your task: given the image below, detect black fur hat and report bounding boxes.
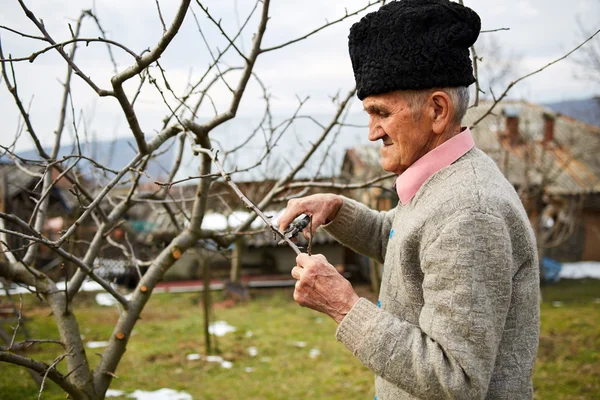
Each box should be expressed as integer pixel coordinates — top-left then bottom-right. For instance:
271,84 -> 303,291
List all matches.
348,0 -> 481,100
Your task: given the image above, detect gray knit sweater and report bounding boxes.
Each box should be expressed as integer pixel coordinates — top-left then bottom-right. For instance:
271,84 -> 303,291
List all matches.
325,148 -> 540,399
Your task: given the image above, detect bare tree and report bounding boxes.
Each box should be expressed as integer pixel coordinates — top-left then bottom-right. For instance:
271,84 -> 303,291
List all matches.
474,34 -> 522,101
573,18 -> 600,86
0,1 -> 384,398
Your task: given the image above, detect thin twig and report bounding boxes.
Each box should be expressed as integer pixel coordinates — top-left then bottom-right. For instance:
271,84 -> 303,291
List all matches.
0,37 -> 140,63
260,1 -> 383,53
38,352 -> 71,400
481,28 -> 510,33
17,0 -> 111,95
155,0 -> 168,33
0,351 -> 84,398
5,339 -> 64,352
186,0 -> 270,136
8,295 -> 24,350
196,1 -> 250,63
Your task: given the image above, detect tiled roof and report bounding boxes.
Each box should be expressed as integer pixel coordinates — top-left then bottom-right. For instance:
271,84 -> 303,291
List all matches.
0,163 -> 39,198
465,101 -> 600,195
0,162 -> 80,212
346,100 -> 600,196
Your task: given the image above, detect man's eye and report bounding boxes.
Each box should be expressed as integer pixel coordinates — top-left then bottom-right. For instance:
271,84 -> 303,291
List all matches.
365,108 -> 389,118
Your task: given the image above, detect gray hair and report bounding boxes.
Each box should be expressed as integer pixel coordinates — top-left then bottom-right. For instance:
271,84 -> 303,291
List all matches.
401,86 -> 470,126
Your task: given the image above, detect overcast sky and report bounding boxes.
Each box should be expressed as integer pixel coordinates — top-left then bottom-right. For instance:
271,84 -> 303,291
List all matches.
1,0 -> 599,153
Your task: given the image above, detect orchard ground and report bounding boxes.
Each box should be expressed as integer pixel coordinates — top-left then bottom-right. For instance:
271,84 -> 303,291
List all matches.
1,279 -> 599,399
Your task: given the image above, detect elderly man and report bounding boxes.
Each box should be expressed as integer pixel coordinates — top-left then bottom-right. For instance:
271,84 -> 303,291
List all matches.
278,1 -> 540,399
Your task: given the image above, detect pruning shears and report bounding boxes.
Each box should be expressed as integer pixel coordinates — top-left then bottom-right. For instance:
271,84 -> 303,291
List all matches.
278,215 -> 311,246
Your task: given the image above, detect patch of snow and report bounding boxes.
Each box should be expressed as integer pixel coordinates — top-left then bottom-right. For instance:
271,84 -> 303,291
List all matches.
0,283 -> 32,296
294,341 -> 307,348
86,341 -> 109,349
105,389 -> 125,397
82,280 -> 106,292
228,211 -> 250,228
96,293 -> 117,306
208,321 -> 236,337
560,262 -> 600,279
245,330 -> 253,338
247,347 -> 258,357
1,279 -> 122,297
127,388 -> 192,400
55,280 -> 105,292
202,354 -> 232,369
95,292 -> 132,306
202,213 -> 228,231
309,348 -> 321,359
552,301 -> 564,308
186,353 -> 201,361
245,367 -> 254,373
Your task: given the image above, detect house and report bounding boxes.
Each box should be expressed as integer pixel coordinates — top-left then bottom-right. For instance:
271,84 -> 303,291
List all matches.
0,162 -> 80,275
343,100 -> 600,262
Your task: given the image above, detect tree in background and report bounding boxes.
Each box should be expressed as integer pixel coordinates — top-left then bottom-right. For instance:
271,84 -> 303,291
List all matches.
573,18 -> 600,87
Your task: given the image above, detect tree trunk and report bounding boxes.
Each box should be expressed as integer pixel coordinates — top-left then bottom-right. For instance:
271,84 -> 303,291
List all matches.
230,237 -> 244,282
203,260 -> 212,354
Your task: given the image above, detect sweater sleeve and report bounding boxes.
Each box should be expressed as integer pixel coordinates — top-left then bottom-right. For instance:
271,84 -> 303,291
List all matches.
324,196 -> 395,263
335,210 -> 514,399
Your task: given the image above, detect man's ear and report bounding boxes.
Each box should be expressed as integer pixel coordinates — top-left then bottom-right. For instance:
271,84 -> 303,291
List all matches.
428,91 -> 453,135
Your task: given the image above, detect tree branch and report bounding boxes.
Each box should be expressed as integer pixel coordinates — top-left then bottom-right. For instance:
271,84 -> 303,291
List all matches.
260,1 -> 382,53
186,0 -> 270,136
197,148 -> 302,254
17,0 -> 111,95
0,37 -> 140,63
0,352 -> 84,399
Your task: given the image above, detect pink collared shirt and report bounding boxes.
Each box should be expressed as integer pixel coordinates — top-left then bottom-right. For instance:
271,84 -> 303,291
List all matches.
396,128 -> 475,205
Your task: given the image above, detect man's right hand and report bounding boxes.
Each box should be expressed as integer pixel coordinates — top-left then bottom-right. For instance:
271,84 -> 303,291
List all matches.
278,194 -> 343,238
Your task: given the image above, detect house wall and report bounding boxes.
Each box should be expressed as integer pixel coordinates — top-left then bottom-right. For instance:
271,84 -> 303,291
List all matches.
543,208 -> 600,262
582,210 -> 600,261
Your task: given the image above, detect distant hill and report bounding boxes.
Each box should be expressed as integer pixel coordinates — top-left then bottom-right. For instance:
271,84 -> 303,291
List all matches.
2,136 -> 177,183
2,115 -> 374,184
544,97 -> 600,128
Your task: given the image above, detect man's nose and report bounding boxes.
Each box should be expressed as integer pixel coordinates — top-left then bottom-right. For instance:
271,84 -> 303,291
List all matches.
368,119 -> 381,142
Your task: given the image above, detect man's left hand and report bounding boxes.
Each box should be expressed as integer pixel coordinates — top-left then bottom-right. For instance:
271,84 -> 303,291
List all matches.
291,253 -> 360,324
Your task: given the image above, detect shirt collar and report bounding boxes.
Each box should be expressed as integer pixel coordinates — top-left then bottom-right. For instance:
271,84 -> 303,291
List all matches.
395,128 -> 475,205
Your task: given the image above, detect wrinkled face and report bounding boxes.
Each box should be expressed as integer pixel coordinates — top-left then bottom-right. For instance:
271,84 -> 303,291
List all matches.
363,91 -> 436,175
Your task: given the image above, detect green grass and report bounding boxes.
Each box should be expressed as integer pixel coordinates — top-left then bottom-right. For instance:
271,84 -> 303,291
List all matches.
1,280 -> 599,399
534,279 -> 600,399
